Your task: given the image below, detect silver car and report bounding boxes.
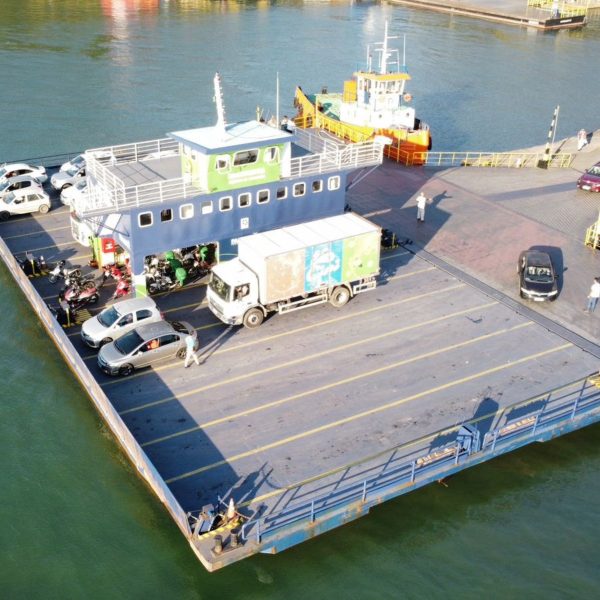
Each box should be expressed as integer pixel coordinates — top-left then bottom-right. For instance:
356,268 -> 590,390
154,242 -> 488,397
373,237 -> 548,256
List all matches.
97,320 -> 197,376
0,175 -> 44,200
81,296 -> 163,348
50,164 -> 85,191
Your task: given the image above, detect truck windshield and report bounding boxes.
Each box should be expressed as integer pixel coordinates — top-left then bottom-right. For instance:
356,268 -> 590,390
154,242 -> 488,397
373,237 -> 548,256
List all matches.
209,272 -> 231,301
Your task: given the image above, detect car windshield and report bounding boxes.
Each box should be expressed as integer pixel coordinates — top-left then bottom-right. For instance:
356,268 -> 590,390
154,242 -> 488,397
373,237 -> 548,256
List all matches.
3,192 -> 15,204
0,167 -> 6,179
209,272 -> 231,301
75,178 -> 87,190
98,306 -> 120,327
0,180 -> 9,192
66,166 -> 79,176
114,330 -> 143,355
525,265 -> 553,283
587,166 -> 600,176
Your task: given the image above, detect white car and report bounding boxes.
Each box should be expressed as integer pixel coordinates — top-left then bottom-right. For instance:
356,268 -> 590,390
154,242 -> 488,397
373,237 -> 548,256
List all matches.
51,164 -> 85,192
60,177 -> 87,206
0,175 -> 44,200
81,296 -> 163,348
60,154 -> 85,173
0,163 -> 47,185
0,188 -> 51,220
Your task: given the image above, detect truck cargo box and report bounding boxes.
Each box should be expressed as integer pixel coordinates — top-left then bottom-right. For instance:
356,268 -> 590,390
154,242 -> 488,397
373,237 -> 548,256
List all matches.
238,213 -> 381,304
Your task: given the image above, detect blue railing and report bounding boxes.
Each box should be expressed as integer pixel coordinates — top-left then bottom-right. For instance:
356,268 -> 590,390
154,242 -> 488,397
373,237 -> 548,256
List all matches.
240,375 -> 600,546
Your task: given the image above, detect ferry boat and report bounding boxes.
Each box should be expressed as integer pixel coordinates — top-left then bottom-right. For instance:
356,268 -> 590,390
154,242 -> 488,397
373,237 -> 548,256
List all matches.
71,73 -> 384,296
293,22 -> 431,165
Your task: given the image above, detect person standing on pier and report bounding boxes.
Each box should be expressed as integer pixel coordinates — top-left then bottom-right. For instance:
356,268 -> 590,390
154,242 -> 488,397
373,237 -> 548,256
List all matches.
577,128 -> 589,151
585,277 -> 600,313
416,192 -> 429,222
184,334 -> 200,368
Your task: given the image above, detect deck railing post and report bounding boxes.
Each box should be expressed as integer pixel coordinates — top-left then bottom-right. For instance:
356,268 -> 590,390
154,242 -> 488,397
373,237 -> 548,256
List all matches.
256,520 -> 261,543
532,413 -> 540,436
411,460 -> 416,483
454,443 -> 460,465
492,430 -> 499,452
310,500 -> 315,522
362,480 -> 367,502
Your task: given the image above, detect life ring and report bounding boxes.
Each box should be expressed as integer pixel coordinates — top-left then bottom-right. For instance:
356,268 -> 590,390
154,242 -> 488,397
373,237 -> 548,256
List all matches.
403,93 -> 412,102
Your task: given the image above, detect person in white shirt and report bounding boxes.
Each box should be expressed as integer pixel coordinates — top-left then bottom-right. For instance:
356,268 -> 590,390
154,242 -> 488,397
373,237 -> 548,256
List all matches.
585,277 -> 600,313
416,192 -> 429,222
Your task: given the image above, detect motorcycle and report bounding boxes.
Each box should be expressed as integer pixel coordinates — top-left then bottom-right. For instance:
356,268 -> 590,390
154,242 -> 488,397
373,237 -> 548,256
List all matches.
112,275 -> 131,300
146,269 -> 177,295
60,278 -> 100,309
16,252 -> 47,277
48,260 -> 82,284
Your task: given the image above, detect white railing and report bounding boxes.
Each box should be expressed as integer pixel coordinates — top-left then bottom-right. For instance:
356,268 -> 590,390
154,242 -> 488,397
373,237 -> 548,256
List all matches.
76,132 -> 382,217
87,137 -> 179,168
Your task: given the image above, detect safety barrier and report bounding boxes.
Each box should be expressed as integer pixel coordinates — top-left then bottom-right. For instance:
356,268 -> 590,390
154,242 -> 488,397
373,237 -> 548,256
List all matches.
396,150 -> 574,168
0,236 -> 192,539
240,375 -> 600,546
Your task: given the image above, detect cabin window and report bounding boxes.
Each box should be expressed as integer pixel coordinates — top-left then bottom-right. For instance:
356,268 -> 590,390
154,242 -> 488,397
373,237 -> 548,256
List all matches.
179,204 -> 194,220
276,187 -> 287,200
216,155 -> 230,171
139,212 -> 153,228
257,189 -> 270,204
219,196 -> 233,212
293,182 -> 306,197
312,179 -> 323,193
238,192 -> 251,208
264,147 -> 279,163
328,176 -> 340,191
233,149 -> 258,166
201,201 -> 213,215
160,208 -> 173,223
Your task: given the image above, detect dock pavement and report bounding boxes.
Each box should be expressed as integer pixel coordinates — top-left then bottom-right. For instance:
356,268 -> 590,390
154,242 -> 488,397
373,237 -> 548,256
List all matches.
348,129 -> 600,349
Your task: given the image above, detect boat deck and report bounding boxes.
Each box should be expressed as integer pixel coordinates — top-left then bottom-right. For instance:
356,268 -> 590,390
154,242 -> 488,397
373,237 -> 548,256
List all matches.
2,172 -> 599,542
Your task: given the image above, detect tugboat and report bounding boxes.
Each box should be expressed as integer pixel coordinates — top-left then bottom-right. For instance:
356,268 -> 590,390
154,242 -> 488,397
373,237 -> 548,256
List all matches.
294,21 -> 431,165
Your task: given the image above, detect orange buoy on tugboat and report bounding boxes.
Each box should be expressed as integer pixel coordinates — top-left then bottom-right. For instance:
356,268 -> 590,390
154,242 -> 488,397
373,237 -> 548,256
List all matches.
293,21 -> 431,165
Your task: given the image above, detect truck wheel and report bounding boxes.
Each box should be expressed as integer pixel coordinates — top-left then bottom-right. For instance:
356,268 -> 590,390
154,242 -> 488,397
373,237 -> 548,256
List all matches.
330,286 -> 350,307
243,308 -> 264,328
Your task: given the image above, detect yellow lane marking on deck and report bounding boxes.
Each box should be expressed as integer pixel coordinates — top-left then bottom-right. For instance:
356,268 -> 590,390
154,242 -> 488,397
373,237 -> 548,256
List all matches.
164,342 -> 570,484
110,281 -> 467,389
2,224 -> 71,240
140,301 -> 505,445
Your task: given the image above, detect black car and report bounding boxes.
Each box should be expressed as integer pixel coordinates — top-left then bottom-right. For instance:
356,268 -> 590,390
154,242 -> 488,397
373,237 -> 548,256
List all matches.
518,250 -> 558,301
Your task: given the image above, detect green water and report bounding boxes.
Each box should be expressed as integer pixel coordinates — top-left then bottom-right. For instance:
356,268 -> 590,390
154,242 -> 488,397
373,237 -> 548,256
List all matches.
2,2 -> 600,597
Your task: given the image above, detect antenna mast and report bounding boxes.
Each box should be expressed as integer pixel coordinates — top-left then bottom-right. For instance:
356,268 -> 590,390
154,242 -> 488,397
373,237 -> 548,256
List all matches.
214,72 -> 227,134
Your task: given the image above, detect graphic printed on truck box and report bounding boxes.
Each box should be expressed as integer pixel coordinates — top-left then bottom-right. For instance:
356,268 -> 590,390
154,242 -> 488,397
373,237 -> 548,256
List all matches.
341,232 -> 380,281
305,241 -> 343,291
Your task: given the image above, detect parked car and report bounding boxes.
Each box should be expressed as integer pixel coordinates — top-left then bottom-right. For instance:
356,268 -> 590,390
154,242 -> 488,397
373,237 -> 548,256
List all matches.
0,188 -> 51,220
60,177 -> 87,206
577,161 -> 600,193
51,164 -> 85,192
81,296 -> 163,349
59,154 -> 85,173
0,175 -> 44,200
0,163 -> 47,185
97,320 -> 197,376
518,250 -> 558,301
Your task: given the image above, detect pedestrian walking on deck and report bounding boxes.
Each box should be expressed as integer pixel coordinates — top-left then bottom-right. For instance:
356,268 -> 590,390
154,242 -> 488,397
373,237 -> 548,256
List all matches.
585,277 -> 600,313
416,192 -> 429,222
577,128 -> 588,151
184,333 -> 200,367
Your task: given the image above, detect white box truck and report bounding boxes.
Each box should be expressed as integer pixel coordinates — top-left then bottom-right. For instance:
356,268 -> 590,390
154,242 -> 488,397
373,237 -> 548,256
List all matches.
207,213 -> 381,328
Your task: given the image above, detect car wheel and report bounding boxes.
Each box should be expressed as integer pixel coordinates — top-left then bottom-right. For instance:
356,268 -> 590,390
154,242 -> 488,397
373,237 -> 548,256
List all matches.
520,290 -> 525,299
38,204 -> 50,214
119,364 -> 134,376
0,211 -> 10,221
330,286 -> 350,307
100,337 -> 113,347
61,183 -> 72,192
176,348 -> 187,360
243,308 -> 264,328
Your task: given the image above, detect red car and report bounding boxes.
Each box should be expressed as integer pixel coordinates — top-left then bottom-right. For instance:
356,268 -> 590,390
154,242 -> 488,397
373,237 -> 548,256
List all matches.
577,161 -> 600,192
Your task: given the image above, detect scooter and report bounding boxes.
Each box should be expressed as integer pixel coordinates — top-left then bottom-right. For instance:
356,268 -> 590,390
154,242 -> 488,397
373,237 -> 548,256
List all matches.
48,260 -> 82,284
112,275 -> 131,300
16,252 -> 47,276
147,270 -> 177,295
61,278 -> 100,309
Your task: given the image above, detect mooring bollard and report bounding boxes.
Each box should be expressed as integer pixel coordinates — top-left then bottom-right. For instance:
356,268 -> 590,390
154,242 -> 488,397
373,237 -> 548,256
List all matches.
230,529 -> 239,549
213,535 -> 223,555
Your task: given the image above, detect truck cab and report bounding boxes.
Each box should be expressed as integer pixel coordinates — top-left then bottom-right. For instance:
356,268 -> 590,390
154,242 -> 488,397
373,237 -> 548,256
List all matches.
208,258 -> 260,326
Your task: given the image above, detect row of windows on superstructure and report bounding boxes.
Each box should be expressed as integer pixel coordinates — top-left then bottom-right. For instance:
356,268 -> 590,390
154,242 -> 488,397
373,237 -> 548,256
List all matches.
138,175 -> 341,228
